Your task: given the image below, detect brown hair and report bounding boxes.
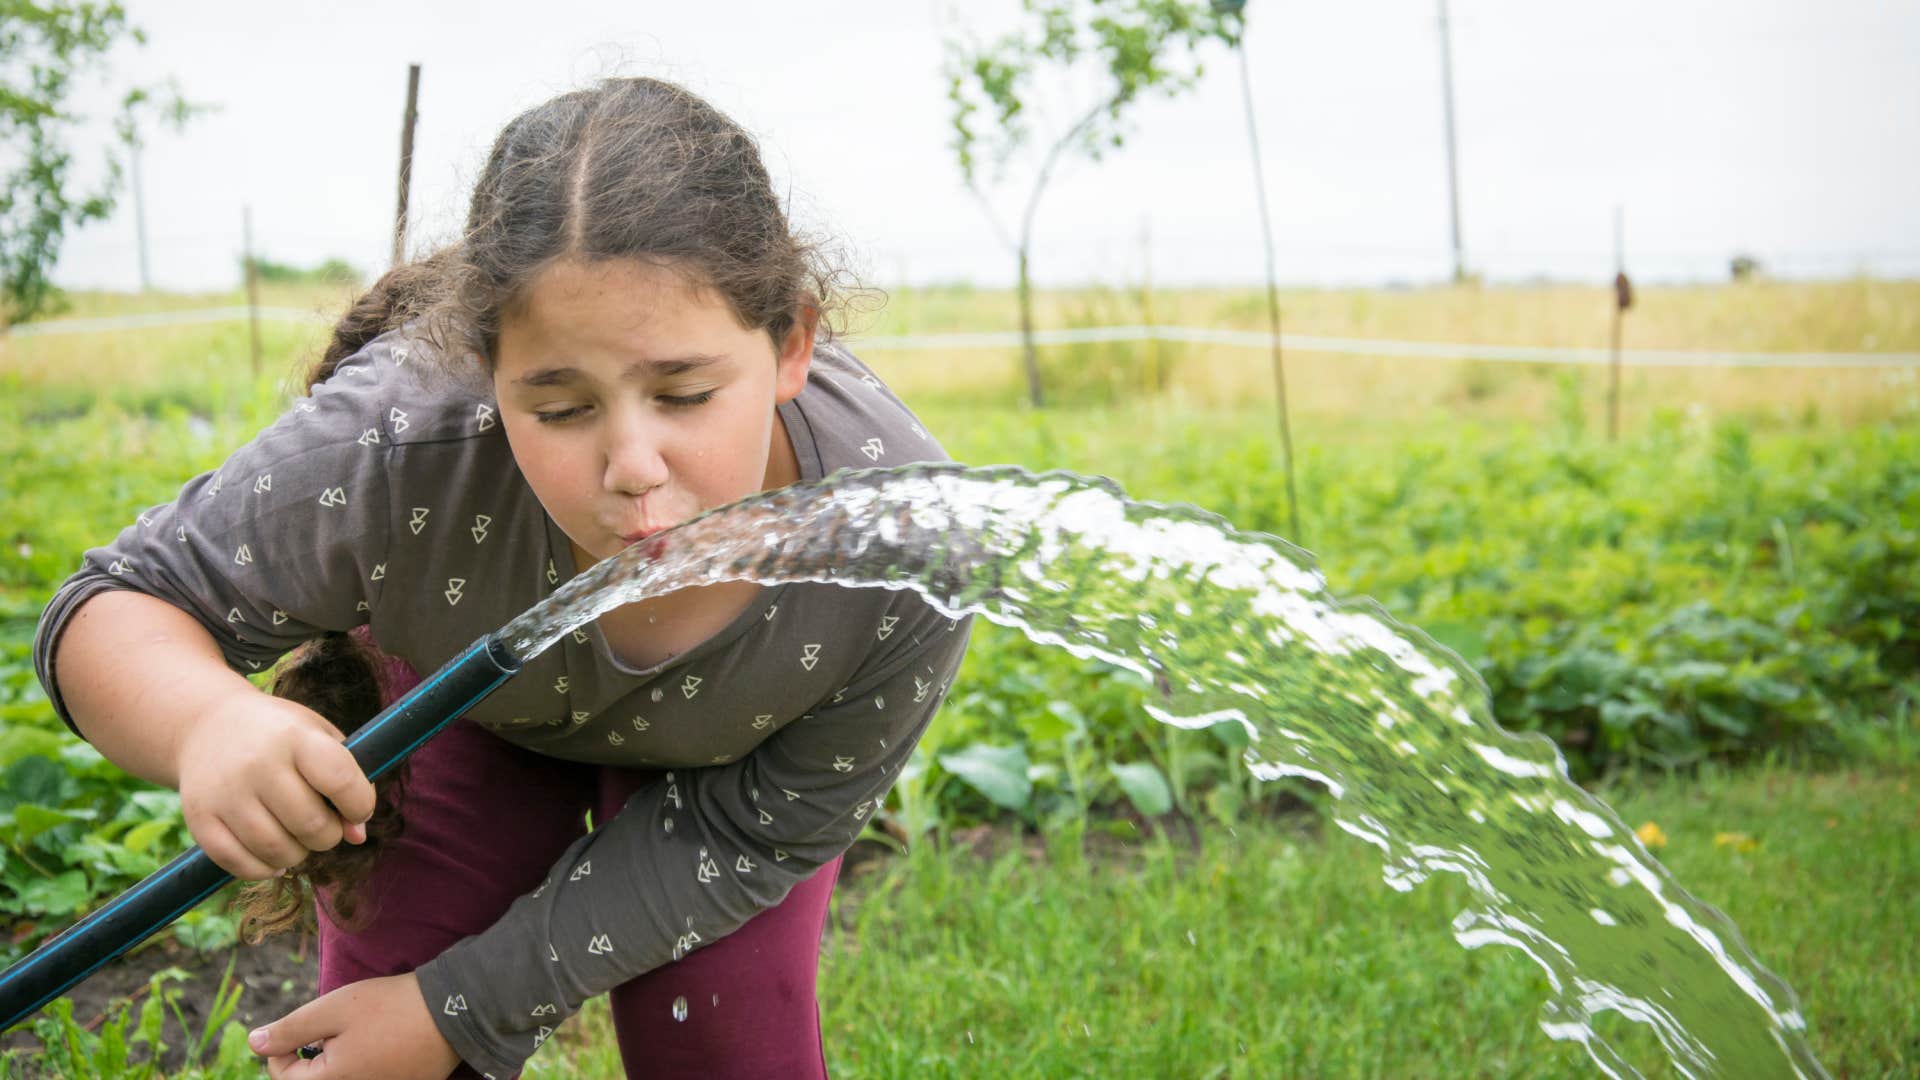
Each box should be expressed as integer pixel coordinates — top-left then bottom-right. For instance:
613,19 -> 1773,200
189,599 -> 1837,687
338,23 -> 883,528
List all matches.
302,75 -> 867,388
251,76 -> 864,941
236,631 -> 409,941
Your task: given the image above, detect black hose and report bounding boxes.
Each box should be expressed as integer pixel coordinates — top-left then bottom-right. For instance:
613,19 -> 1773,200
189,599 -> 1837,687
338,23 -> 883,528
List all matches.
0,633 -> 523,1033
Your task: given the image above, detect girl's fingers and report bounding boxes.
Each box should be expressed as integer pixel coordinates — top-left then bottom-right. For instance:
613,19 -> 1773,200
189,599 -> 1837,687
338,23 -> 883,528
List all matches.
291,729 -> 377,827
259,768 -> 347,854
195,815 -> 283,882
232,800 -> 317,873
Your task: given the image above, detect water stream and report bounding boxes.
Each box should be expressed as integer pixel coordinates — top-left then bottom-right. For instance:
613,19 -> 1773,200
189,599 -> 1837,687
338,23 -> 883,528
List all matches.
498,463 -> 1823,1078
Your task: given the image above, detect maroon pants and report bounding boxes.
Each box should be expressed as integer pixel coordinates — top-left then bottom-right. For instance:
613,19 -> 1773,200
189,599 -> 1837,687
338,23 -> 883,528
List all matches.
316,655 -> 840,1079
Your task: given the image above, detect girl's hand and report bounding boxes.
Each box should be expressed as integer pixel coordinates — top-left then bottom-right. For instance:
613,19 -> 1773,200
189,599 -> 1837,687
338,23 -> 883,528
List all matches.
174,689 -> 378,880
250,972 -> 463,1080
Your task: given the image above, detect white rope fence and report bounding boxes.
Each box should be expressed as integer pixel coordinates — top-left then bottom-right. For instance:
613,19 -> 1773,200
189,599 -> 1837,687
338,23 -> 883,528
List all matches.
11,308 -> 1920,369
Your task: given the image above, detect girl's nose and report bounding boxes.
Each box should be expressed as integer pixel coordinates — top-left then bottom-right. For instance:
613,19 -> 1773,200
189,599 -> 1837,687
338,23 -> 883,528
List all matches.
603,415 -> 669,496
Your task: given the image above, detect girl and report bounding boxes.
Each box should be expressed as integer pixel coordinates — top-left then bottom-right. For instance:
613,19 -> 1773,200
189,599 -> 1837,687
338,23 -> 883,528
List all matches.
33,77 -> 971,1079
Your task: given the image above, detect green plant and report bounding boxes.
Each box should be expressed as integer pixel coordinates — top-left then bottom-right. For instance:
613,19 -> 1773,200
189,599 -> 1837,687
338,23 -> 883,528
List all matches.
1,959 -> 255,1078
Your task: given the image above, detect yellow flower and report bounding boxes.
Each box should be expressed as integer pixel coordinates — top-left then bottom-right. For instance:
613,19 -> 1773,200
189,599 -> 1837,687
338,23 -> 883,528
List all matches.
1714,831 -> 1758,853
1635,821 -> 1668,848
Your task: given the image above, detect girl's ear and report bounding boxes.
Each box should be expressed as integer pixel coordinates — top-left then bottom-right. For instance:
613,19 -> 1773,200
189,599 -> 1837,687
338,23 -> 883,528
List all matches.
773,308 -> 817,405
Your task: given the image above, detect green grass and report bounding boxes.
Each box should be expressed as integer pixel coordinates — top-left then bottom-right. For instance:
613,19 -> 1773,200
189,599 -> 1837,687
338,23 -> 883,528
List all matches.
524,763 -> 1916,1078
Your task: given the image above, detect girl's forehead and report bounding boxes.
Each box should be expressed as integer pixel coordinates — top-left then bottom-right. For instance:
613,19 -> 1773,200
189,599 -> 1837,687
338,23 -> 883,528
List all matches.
495,259 -> 763,372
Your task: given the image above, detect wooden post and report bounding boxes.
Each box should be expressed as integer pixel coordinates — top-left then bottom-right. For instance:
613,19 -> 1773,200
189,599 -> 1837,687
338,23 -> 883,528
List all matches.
243,205 -> 262,379
1608,206 -> 1632,442
391,64 -> 422,268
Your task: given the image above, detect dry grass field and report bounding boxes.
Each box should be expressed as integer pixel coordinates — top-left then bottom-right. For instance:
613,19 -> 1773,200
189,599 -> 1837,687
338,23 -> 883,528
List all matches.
4,278 -> 1916,439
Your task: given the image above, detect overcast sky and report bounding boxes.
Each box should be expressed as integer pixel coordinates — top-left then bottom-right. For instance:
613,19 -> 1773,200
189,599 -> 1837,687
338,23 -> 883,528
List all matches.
43,0 -> 1920,293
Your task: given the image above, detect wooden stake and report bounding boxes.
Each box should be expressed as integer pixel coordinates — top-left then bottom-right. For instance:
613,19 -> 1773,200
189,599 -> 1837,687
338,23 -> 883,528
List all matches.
243,205 -> 262,379
391,64 -> 422,269
1609,206 -> 1632,442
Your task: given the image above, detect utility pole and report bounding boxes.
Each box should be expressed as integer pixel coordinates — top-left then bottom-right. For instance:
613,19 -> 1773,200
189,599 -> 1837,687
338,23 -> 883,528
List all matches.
1437,0 -> 1466,283
391,64 -> 422,268
130,137 -> 152,291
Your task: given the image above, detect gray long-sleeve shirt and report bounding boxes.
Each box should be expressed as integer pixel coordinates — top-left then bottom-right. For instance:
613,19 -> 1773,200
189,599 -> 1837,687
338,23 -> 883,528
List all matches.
32,331 -> 972,1077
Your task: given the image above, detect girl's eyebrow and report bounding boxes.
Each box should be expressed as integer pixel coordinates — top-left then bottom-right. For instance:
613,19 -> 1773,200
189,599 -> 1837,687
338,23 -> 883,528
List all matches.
514,354 -> 726,387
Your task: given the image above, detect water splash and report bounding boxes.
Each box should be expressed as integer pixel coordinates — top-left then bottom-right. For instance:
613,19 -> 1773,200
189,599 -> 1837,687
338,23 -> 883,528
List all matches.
500,463 -> 1823,1078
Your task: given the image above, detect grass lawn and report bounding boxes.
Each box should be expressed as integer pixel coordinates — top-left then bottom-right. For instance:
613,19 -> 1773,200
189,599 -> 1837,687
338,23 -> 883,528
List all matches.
526,762 -> 1917,1079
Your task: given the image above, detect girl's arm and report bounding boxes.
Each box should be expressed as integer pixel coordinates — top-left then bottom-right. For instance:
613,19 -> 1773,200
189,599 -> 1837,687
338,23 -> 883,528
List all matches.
54,588 -> 378,881
55,588 -> 260,789
413,598 -> 973,1077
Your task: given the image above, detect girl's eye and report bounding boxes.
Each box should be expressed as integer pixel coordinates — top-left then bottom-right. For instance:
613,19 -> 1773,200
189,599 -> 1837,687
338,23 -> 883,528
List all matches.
534,406 -> 589,424
659,390 -> 715,409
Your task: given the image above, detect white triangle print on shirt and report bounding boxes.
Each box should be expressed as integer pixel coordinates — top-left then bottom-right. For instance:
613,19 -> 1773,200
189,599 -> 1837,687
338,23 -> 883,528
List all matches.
357,427 -> 381,446
444,578 -> 465,606
475,403 -> 496,431
442,995 -> 467,1016
531,1003 -> 557,1018
860,437 -> 884,461
915,676 -> 933,702
799,643 -> 820,671
681,674 -> 702,699
736,854 -> 756,873
587,933 -> 614,955
271,610 -> 288,626
833,755 -> 856,773
752,714 -> 772,729
389,406 -> 409,433
547,559 -> 559,585
252,473 -> 271,494
319,487 -> 346,508
877,615 -> 898,640
108,558 -> 132,576
695,848 -> 721,884
409,507 -> 430,535
370,562 -> 386,581
569,860 -> 592,881
471,514 -> 491,544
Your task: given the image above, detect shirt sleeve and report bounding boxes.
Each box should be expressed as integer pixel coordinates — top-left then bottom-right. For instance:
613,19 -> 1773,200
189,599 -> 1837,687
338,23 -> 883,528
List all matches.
413,596 -> 973,1078
31,360 -> 396,738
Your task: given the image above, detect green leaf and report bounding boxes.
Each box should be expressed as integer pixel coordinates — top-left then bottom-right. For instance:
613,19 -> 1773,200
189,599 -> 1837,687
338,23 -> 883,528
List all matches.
1027,700 -> 1085,741
938,743 -> 1033,811
1107,761 -> 1173,817
1,754 -> 69,808
121,818 -> 173,855
18,869 -> 89,916
12,803 -> 95,844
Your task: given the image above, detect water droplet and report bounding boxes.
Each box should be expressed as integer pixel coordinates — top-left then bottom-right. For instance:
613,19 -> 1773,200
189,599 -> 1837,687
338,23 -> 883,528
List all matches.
711,993 -> 719,1007
671,995 -> 688,1022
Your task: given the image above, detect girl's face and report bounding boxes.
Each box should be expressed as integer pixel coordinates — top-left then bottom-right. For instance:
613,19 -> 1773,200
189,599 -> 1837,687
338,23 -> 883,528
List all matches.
493,257 -> 813,568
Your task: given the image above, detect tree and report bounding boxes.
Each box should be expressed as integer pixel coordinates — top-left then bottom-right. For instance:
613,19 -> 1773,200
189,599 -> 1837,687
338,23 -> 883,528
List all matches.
944,0 -> 1236,407
0,1 -> 198,328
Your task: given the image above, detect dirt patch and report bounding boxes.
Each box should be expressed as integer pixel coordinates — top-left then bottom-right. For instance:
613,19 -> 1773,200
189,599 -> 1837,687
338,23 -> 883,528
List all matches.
0,929 -> 319,1074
